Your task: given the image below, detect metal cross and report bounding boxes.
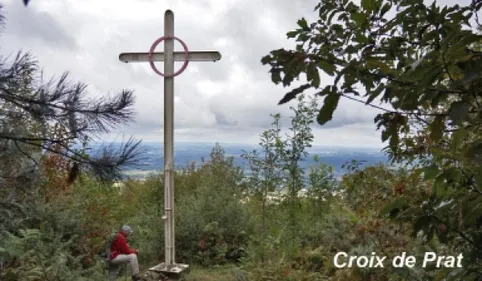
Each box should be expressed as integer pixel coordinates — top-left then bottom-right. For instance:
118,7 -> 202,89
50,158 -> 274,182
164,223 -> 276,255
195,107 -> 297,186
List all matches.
118,10 -> 221,277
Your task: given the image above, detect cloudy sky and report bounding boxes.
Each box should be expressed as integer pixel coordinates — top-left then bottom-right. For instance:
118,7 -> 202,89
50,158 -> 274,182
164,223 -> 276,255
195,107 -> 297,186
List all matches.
0,0 -> 472,148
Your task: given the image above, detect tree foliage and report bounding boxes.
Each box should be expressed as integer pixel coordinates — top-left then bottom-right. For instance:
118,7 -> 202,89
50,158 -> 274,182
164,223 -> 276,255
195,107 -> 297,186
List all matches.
241,95 -> 319,255
262,0 -> 482,158
262,0 -> 482,279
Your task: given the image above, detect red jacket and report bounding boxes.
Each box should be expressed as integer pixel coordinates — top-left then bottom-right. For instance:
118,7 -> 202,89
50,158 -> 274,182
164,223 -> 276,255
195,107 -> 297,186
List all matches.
110,232 -> 137,260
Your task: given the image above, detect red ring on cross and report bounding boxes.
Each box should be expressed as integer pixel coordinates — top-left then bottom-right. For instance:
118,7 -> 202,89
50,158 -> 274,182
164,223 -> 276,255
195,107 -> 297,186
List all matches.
148,35 -> 189,77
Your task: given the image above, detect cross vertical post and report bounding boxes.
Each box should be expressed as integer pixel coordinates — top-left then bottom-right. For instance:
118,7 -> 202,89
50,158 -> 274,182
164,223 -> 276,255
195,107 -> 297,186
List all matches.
163,10 -> 175,267
118,9 -> 221,279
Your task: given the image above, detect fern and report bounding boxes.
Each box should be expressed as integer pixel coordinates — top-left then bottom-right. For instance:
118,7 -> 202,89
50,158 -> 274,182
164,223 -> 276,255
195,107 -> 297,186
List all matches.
0,228 -> 105,281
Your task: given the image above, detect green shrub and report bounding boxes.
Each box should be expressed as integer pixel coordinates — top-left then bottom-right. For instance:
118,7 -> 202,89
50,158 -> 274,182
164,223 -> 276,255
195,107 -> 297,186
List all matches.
174,145 -> 254,265
0,228 -> 106,281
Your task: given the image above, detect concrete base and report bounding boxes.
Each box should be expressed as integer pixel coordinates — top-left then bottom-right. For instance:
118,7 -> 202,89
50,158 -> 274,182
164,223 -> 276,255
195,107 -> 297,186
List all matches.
143,263 -> 189,281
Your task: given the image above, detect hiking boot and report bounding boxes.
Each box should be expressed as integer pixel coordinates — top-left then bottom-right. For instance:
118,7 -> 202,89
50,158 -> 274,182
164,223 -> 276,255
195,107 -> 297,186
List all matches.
131,275 -> 143,281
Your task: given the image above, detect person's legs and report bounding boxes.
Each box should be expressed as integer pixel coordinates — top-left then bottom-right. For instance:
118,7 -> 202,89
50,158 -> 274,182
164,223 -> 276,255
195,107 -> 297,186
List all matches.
108,262 -> 122,281
110,254 -> 140,277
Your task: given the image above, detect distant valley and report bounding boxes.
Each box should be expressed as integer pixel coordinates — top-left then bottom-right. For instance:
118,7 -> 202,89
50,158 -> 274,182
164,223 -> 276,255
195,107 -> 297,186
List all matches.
92,142 -> 391,180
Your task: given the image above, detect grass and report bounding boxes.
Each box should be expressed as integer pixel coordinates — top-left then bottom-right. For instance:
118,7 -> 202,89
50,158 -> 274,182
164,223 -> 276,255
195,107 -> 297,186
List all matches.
183,265 -> 240,281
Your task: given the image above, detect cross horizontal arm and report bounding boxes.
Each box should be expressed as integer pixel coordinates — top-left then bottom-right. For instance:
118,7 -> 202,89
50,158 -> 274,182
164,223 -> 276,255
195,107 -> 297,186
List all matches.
119,51 -> 221,63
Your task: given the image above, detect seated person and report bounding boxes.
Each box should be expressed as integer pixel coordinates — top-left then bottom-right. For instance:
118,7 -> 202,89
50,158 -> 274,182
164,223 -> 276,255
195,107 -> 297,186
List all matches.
108,225 -> 142,281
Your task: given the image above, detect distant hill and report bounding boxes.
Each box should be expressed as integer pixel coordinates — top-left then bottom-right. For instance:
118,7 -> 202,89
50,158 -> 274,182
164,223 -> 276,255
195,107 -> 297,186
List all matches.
87,142 -> 390,180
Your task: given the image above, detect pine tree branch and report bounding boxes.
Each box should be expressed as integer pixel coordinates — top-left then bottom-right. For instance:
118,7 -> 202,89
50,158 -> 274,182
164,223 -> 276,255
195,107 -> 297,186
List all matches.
0,50 -> 144,181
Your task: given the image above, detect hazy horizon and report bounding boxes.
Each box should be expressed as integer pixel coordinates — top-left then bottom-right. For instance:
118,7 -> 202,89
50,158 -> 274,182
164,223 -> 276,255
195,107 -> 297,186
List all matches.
88,141 -> 392,180
90,140 -> 386,151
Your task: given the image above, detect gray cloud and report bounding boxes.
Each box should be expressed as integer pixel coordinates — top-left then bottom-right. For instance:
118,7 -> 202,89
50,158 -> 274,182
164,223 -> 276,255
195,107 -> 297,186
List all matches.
205,0 -> 320,80
0,0 -> 415,148
2,0 -> 77,50
212,111 -> 238,126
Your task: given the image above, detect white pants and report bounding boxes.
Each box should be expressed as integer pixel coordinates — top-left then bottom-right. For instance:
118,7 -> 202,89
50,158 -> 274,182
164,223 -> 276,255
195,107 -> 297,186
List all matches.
108,254 -> 139,281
